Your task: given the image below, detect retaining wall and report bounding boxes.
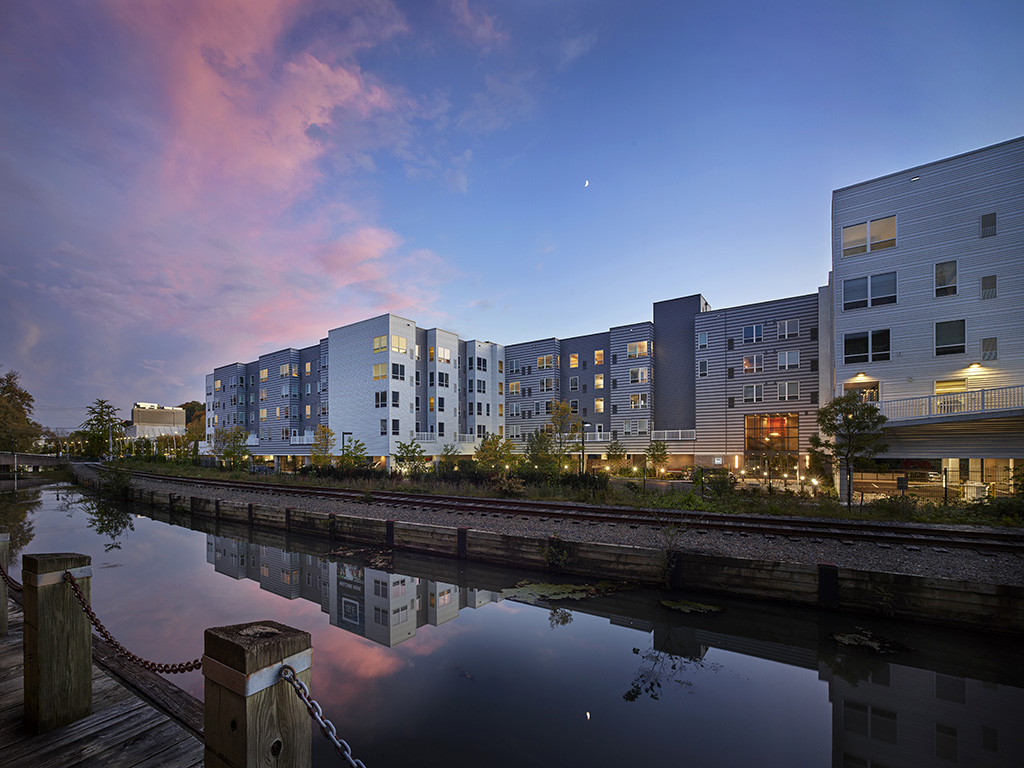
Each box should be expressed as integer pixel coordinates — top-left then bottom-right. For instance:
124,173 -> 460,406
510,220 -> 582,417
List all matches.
70,469 -> 1024,634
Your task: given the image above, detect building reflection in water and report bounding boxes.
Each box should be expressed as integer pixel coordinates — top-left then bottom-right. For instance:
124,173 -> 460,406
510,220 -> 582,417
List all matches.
206,533 -> 1022,766
206,535 -> 502,648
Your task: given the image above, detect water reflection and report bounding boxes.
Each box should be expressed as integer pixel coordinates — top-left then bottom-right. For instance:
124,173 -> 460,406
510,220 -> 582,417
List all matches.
207,535 -> 504,648
9,486 -> 1024,767
0,487 -> 42,557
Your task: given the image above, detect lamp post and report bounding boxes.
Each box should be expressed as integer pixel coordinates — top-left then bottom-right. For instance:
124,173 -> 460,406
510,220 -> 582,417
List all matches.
341,431 -> 352,466
579,421 -> 591,475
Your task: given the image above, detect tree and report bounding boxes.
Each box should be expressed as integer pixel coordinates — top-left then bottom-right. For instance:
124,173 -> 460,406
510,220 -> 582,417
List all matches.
79,399 -> 124,457
809,392 -> 888,507
473,435 -> 518,476
645,440 -> 668,476
548,400 -> 583,471
310,425 -> 337,467
392,439 -> 427,474
337,436 -> 369,469
212,426 -> 250,470
525,429 -> 556,473
438,442 -> 461,476
177,400 -> 204,424
605,439 -> 627,474
0,367 -> 42,452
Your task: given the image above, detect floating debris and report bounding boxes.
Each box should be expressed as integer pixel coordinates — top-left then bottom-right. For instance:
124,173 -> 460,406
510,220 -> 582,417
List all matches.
501,580 -> 626,605
659,599 -> 722,614
831,627 -> 912,654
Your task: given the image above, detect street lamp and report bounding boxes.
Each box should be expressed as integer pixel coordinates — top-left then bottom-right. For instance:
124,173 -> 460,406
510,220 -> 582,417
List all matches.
341,431 -> 352,465
579,421 -> 591,475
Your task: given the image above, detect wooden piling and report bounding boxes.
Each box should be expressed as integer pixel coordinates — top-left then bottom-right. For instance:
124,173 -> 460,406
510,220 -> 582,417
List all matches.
22,552 -> 93,733
0,529 -> 8,636
203,620 -> 312,768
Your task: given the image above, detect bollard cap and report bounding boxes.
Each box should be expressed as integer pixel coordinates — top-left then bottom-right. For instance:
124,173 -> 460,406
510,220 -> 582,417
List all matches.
22,553 -> 91,574
204,620 -> 311,675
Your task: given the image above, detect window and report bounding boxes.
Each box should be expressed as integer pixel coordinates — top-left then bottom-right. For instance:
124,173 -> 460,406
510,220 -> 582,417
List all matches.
392,363 -> 405,381
629,367 -> 648,383
437,421 -> 445,436
778,382 -> 799,401
742,324 -> 762,344
981,212 -> 996,237
594,374 -> 604,389
540,378 -> 556,393
742,384 -> 763,403
981,274 -> 997,299
509,359 -> 519,373
630,393 -> 648,409
569,376 -> 579,391
437,347 -> 451,364
214,379 -> 222,391
627,341 -> 648,358
498,360 -> 503,373
392,419 -> 399,435
259,388 -> 267,401
375,392 -> 387,408
428,396 -> 435,412
777,319 -> 798,339
698,360 -> 708,377
594,350 -> 604,365
391,335 -> 407,354
844,329 -> 890,364
259,368 -> 268,382
380,419 -> 387,436
415,396 -> 420,412
935,320 -> 966,356
477,357 -> 487,371
508,402 -> 520,417
697,331 -> 708,349
508,382 -> 520,395
508,425 -> 520,439
259,408 -> 267,421
438,372 -> 449,387
476,380 -> 485,393
842,215 -> 896,257
373,335 -> 387,353
391,391 -> 400,408
569,353 -> 578,368
538,354 -> 554,370
498,403 -> 503,417
437,397 -> 445,412
843,272 -> 897,310
428,346 -> 435,361
594,398 -> 604,413
778,350 -> 799,370
305,405 -> 311,418
570,400 -> 578,414
982,337 -> 997,361
372,363 -> 387,381
745,413 -> 798,452
935,261 -> 957,297
392,606 -> 408,626
498,381 -> 503,395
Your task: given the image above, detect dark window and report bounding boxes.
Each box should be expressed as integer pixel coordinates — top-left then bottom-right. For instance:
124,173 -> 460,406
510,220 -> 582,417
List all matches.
727,338 -> 734,351
810,327 -> 818,342
936,320 -> 966,356
981,274 -> 997,299
981,212 -> 996,237
728,367 -> 734,379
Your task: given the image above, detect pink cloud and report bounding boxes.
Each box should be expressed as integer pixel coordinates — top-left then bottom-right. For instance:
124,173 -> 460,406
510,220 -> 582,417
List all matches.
447,0 -> 508,52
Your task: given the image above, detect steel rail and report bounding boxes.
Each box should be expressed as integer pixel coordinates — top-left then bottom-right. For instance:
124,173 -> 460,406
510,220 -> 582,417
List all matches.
127,470 -> 1024,554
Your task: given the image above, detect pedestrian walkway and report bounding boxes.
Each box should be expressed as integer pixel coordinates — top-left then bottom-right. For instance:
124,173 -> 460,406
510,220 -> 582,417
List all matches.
1,600 -> 204,768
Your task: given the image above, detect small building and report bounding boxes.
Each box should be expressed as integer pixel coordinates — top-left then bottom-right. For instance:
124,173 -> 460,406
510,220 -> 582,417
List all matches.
127,402 -> 186,439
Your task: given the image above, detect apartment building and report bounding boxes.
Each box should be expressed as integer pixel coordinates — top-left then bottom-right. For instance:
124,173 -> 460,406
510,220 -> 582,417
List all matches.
828,136 -> 1024,483
204,314 -> 503,468
692,292 -> 822,473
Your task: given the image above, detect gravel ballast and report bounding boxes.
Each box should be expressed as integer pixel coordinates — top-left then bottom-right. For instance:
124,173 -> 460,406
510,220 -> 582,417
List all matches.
124,475 -> 1024,588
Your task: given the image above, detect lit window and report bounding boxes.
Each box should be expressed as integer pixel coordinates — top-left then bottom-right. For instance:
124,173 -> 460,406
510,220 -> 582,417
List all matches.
259,368 -> 268,382
630,393 -> 648,409
305,362 -> 311,376
373,335 -> 387,353
743,355 -> 763,374
437,347 -> 451,364
538,354 -> 554,370
508,382 -> 521,395
629,367 -> 648,383
594,350 -> 604,365
372,363 -> 387,381
594,374 -> 604,389
842,215 -> 896,257
391,335 -> 407,354
570,353 -> 578,368
594,398 -> 604,413
627,341 -> 648,358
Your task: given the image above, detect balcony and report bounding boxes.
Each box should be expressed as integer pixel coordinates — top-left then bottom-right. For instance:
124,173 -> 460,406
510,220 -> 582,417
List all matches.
651,430 -> 696,441
581,432 -> 610,443
879,384 -> 1024,422
289,433 -> 315,445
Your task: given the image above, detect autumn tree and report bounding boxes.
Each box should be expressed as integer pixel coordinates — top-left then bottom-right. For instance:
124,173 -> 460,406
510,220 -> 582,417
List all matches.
309,424 -> 337,467
809,392 -> 888,507
212,426 -> 251,471
548,399 -> 583,471
0,368 -> 41,452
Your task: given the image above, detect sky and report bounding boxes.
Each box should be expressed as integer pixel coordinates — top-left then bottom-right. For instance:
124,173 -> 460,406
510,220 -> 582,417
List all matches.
2,0 -> 1023,430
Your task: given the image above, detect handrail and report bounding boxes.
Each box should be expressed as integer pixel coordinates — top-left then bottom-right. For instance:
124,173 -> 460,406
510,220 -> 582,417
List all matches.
879,384 -> 1024,422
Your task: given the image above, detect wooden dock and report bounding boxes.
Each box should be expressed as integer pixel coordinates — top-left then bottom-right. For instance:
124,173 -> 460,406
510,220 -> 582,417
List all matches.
1,600 -> 204,767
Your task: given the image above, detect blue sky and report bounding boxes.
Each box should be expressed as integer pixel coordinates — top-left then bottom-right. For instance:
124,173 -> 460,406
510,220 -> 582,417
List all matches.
2,0 -> 1023,428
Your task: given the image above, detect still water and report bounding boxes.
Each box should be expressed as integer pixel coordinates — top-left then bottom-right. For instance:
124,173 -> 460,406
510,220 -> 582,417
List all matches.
3,485 -> 1022,767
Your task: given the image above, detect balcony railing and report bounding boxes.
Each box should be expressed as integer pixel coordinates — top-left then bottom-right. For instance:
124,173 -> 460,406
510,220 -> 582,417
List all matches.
879,384 -> 1024,422
289,433 -> 315,445
415,432 -> 436,443
245,435 -> 260,447
651,430 -> 696,441
581,432 -> 609,443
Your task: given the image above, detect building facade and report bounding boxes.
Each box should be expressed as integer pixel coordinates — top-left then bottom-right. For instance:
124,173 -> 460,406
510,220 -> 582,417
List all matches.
829,136 -> 1024,485
204,314 -> 503,468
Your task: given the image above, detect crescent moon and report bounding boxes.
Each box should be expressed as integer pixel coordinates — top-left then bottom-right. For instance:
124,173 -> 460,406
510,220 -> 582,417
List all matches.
584,179 -> 589,187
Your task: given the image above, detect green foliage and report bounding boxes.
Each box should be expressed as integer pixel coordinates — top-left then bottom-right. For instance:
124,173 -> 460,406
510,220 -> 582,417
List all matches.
473,434 -> 518,476
548,400 -> 583,466
337,436 -> 369,469
810,392 -> 888,506
79,399 -> 124,456
645,440 -> 668,475
309,424 -> 336,467
392,439 -> 427,474
0,367 -> 42,452
212,426 -> 250,470
605,439 -> 627,472
524,429 -> 556,474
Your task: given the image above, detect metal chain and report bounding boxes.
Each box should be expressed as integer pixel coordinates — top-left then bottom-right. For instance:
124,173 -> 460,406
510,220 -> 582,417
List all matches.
281,664 -> 367,767
63,571 -> 202,674
0,560 -> 23,591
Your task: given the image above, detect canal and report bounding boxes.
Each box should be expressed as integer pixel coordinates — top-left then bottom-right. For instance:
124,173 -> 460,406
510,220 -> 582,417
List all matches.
3,484 -> 1022,767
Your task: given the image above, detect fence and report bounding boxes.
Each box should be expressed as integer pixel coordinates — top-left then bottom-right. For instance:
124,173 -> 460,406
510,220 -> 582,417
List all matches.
0,533 -> 365,767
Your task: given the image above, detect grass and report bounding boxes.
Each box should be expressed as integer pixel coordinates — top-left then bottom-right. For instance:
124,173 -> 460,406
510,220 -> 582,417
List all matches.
109,458 -> 1022,528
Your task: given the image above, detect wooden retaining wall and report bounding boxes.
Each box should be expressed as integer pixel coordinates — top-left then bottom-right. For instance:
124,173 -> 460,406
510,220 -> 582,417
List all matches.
70,470 -> 1024,634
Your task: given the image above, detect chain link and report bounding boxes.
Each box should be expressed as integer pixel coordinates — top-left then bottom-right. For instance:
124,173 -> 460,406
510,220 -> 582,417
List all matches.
281,664 -> 367,767
0,560 -> 23,592
63,571 -> 202,674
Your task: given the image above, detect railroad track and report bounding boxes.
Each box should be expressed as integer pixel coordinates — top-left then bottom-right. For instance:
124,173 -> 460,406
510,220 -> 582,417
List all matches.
127,470 -> 1024,555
